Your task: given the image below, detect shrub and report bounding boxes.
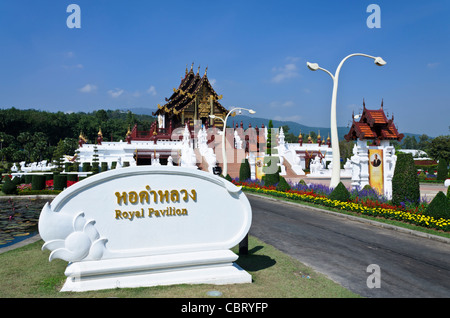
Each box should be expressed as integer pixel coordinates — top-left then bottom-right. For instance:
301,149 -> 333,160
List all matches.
2,176 -> 17,194
263,157 -> 280,186
24,174 -> 32,184
92,162 -> 100,174
12,176 -> 23,185
329,182 -> 350,202
101,162 -> 108,172
424,191 -> 449,220
82,162 -> 91,172
239,159 -> 251,182
436,158 -> 448,181
67,174 -> 78,182
31,175 -> 46,190
418,171 -> 426,180
276,176 -> 291,192
53,175 -> 67,190
392,153 -> 420,206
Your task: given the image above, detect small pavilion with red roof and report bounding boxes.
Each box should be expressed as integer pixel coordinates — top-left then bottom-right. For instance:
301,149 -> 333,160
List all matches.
344,100 -> 404,199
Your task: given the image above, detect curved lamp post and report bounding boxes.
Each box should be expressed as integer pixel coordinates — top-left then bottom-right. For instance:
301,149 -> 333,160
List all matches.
307,53 -> 386,189
210,107 -> 256,177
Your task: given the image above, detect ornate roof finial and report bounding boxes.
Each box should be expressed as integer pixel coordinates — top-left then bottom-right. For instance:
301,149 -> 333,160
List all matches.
190,62 -> 194,72
204,65 -> 208,76
185,64 -> 188,75
381,98 -> 384,109
197,65 -> 200,75
363,98 -> 366,108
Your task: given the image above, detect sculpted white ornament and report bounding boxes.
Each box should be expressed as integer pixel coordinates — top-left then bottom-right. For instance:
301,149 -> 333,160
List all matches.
39,166 -> 252,291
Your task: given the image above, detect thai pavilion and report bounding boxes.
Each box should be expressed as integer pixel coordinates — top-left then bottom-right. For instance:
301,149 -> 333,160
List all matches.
69,65 -> 339,181
344,100 -> 404,198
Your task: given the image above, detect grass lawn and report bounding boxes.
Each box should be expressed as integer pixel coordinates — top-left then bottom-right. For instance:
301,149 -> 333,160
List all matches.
0,235 -> 359,298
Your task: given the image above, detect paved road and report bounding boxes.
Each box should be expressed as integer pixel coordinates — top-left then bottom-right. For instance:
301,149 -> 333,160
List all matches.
247,193 -> 450,298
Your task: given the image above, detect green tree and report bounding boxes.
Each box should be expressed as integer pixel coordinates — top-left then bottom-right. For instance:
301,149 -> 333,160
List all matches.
52,140 -> 66,171
417,134 -> 432,151
401,135 -> 418,149
239,158 -> 251,182
329,182 -> 350,202
280,125 -> 297,143
427,135 -> 450,163
392,153 -> 420,206
1,176 -> 17,194
424,191 -> 449,220
436,158 -> 448,181
263,120 -> 280,186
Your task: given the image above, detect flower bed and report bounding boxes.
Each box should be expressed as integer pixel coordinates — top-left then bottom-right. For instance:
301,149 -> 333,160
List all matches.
17,180 -> 77,195
236,180 -> 450,232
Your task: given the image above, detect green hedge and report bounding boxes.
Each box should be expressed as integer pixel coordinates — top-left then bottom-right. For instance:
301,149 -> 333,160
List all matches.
239,159 -> 251,182
53,175 -> 67,190
2,176 -> 17,194
329,182 -> 350,202
31,175 -> 46,190
392,153 -> 420,206
424,191 -> 449,220
67,174 -> 78,182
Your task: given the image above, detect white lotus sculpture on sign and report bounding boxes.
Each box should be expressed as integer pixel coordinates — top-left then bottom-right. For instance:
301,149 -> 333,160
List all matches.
39,166 -> 252,292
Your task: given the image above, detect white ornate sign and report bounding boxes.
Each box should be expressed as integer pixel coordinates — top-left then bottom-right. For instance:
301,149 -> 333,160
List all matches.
39,166 -> 252,292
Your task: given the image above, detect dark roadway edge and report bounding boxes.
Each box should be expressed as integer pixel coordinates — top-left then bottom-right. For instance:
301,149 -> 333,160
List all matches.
245,192 -> 450,245
1,193 -> 449,255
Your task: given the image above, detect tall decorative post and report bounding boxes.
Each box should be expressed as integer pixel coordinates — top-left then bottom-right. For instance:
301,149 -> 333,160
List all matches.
307,54 -> 386,188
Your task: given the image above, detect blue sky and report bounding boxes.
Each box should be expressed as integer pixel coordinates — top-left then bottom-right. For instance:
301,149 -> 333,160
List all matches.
0,0 -> 449,137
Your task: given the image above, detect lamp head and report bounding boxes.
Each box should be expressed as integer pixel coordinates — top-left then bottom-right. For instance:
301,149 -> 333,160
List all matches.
249,109 -> 256,114
307,62 -> 319,71
374,57 -> 386,66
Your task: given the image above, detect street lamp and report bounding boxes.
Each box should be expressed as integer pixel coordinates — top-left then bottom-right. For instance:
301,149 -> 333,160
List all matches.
209,107 -> 256,177
307,53 -> 386,188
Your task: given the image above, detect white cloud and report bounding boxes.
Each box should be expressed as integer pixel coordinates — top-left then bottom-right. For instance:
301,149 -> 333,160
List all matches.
147,85 -> 157,96
209,79 -> 217,86
427,62 -> 439,69
273,114 -> 302,122
270,100 -> 294,108
79,84 -> 97,93
63,63 -> 83,70
108,88 -> 124,98
271,63 -> 299,83
285,56 -> 301,63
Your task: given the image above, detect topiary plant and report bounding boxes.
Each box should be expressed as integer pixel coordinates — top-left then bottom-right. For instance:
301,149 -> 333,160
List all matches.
392,153 -> 420,206
329,182 -> 350,202
418,170 -> 426,180
239,158 -> 251,182
424,191 -> 449,220
53,175 -> 67,190
276,176 -> 291,192
2,176 -> 17,195
437,158 -> 448,181
31,175 -> 46,190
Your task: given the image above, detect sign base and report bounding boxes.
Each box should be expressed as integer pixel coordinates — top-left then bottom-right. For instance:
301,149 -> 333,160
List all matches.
60,249 -> 251,292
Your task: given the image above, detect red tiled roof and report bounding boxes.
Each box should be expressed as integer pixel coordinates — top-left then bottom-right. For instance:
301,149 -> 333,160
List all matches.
344,103 -> 404,143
